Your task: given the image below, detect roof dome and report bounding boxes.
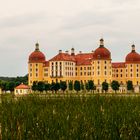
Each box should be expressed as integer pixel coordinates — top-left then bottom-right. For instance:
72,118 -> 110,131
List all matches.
125,45 -> 140,63
93,39 -> 111,60
29,43 -> 46,63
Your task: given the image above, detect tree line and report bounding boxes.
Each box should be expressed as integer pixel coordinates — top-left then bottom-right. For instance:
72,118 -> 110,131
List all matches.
31,80 -> 134,93
0,75 -> 28,92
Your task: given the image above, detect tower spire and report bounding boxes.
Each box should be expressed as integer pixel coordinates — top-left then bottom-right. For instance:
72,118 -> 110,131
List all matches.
131,44 -> 135,52
35,42 -> 39,51
100,38 -> 104,47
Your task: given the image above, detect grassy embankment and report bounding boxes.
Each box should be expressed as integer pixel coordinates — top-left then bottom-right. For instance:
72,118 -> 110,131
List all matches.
1,94 -> 140,140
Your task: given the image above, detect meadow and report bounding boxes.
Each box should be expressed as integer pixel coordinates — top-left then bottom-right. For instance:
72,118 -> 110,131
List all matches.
1,94 -> 140,140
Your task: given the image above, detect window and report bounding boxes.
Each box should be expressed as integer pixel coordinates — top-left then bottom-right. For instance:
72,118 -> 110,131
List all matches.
104,61 -> 107,64
104,66 -> 107,69
104,71 -> 107,75
80,72 -> 82,76
80,67 -> 82,70
36,64 -> 38,67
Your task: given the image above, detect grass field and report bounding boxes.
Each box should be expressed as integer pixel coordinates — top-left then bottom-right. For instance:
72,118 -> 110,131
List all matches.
1,94 -> 140,140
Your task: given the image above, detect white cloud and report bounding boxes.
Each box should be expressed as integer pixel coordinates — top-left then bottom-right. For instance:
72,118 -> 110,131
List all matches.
0,0 -> 140,76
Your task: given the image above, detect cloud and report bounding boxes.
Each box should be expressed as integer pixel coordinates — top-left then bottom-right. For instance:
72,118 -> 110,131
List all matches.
0,12 -> 47,29
0,0 -> 140,76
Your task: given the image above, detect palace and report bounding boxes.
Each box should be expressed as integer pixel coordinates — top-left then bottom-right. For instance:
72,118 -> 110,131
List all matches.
28,39 -> 140,93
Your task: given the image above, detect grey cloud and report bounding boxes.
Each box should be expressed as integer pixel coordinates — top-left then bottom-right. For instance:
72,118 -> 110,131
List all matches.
0,12 -> 47,29
62,12 -> 115,30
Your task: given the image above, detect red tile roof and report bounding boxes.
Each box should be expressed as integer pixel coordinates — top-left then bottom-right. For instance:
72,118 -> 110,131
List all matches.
112,62 -> 126,68
125,52 -> 140,63
43,61 -> 49,67
93,46 -> 111,60
75,53 -> 93,65
49,53 -> 75,62
49,52 -> 94,65
15,83 -> 30,89
29,51 -> 46,63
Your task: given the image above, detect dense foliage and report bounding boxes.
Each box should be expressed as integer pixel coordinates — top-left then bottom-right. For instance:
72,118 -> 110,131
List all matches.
111,80 -> 120,93
102,81 -> 109,92
0,75 -> 28,92
127,80 -> 134,91
1,95 -> 140,139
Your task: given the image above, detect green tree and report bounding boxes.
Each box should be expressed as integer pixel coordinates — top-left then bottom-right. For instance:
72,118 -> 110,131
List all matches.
32,81 -> 38,92
7,82 -> 15,92
102,81 -> 109,93
74,80 -> 81,93
85,82 -> 90,92
60,81 -> 67,93
80,81 -> 84,91
53,82 -> 60,93
68,81 -> 73,91
111,80 -> 120,93
50,82 -> 55,93
88,80 -> 94,93
0,81 -> 7,92
44,83 -> 50,93
127,80 -> 133,92
37,81 -> 45,92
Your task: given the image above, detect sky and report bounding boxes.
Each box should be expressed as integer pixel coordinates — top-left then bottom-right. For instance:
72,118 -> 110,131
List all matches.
0,0 -> 140,76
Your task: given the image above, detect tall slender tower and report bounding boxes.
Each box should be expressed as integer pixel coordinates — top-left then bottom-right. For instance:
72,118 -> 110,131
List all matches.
28,43 -> 45,85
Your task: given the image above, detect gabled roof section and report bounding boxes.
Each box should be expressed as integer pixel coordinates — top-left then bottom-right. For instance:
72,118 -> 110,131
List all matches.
49,53 -> 75,62
15,83 -> 30,89
112,62 -> 126,68
75,53 -> 93,65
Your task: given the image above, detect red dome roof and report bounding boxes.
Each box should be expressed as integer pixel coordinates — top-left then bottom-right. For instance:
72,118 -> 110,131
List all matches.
29,43 -> 45,63
125,45 -> 140,63
93,39 -> 111,60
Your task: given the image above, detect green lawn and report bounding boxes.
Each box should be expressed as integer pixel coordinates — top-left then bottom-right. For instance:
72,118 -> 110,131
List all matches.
1,94 -> 140,140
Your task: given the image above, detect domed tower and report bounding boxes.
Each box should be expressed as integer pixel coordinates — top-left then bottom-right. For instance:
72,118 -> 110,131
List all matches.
28,43 -> 46,85
125,44 -> 140,85
92,39 -> 112,86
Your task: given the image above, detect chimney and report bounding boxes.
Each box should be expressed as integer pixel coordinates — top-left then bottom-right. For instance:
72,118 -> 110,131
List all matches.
71,48 -> 75,55
65,50 -> 69,54
59,50 -> 62,53
79,51 -> 82,54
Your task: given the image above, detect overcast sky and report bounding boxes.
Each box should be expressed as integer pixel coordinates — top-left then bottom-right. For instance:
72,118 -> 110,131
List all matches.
0,0 -> 140,76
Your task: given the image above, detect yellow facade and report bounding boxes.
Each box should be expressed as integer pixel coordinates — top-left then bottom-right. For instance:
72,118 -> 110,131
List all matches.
28,39 -> 140,92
